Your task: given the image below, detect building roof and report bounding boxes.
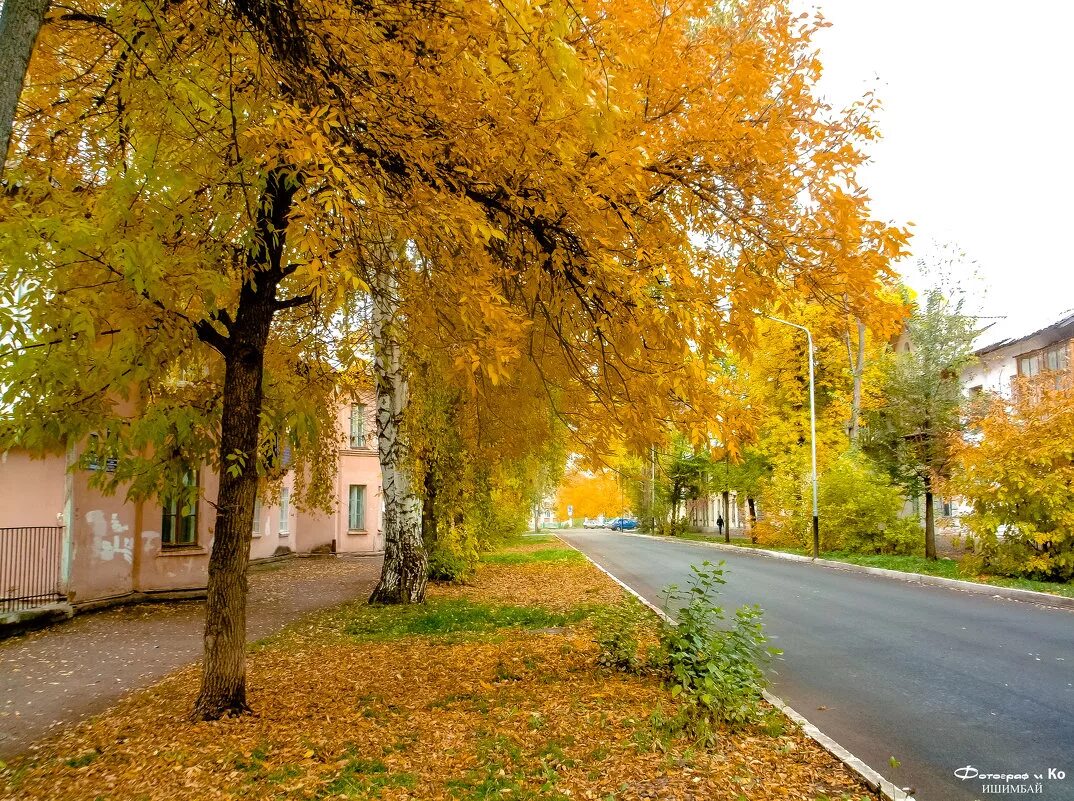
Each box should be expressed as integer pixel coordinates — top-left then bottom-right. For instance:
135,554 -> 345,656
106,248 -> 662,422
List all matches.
975,308 -> 1074,356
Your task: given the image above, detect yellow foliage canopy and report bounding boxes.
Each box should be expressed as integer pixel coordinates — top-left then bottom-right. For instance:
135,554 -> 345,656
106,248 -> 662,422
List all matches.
556,469 -> 621,520
950,380 -> 1074,580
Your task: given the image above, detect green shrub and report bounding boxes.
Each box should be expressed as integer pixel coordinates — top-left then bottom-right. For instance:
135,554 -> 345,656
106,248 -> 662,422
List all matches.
757,450 -> 919,555
427,545 -> 475,582
594,562 -> 778,740
658,563 -> 776,737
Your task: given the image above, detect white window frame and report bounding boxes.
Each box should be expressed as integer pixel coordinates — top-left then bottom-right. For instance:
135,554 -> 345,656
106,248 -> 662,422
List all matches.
279,487 -> 290,536
349,404 -> 366,449
348,484 -> 366,531
252,497 -> 262,537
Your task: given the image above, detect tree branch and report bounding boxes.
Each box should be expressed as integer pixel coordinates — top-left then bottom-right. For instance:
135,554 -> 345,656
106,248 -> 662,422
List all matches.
194,320 -> 230,355
274,292 -> 314,310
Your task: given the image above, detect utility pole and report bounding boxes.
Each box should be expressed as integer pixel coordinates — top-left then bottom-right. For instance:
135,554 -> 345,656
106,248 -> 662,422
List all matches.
650,444 -> 656,533
764,315 -> 820,559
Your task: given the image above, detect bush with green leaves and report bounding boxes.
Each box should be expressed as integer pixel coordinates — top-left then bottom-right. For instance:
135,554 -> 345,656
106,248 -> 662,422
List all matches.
757,450 -> 919,554
594,562 -> 778,739
658,563 -> 776,736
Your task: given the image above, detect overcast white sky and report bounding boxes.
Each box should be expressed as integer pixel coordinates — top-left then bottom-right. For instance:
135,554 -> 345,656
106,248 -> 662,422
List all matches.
803,0 -> 1074,342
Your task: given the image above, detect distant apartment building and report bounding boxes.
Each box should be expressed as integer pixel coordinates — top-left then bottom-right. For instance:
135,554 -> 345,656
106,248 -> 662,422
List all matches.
962,309 -> 1074,398
686,493 -> 742,534
1,398 -> 382,622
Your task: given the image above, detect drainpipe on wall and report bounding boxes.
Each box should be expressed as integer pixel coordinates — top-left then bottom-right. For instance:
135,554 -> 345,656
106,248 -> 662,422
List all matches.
61,440 -> 76,599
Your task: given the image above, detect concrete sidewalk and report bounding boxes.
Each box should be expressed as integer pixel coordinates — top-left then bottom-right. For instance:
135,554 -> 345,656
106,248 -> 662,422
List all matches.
0,555 -> 381,759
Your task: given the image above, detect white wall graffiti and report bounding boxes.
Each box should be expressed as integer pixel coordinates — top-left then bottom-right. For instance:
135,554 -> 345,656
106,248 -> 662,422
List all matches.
85,510 -> 133,564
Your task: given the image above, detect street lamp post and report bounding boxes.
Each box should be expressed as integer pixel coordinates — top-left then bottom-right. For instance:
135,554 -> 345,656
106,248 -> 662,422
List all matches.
765,316 -> 820,559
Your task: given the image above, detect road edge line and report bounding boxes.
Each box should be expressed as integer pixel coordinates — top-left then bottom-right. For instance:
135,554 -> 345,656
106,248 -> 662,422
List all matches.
555,534 -> 913,801
614,530 -> 1074,613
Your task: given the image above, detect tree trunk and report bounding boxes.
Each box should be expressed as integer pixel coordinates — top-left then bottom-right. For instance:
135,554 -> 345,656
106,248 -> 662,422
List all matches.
191,169 -> 295,720
924,483 -> 937,560
421,462 -> 438,548
848,319 -> 866,443
0,0 -> 49,177
722,490 -> 730,543
369,266 -> 427,604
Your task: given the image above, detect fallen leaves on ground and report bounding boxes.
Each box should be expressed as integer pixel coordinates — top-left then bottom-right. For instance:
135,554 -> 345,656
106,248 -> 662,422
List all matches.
0,537 -> 872,801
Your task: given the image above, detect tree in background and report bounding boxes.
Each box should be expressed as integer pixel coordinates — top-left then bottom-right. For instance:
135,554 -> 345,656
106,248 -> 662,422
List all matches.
408,350 -> 566,580
950,381 -> 1074,581
556,469 -> 620,522
661,441 -> 711,534
742,301 -> 901,548
865,288 -> 977,558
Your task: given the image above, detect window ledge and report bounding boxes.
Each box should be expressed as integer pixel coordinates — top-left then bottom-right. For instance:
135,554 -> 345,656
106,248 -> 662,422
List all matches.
158,546 -> 207,558
347,528 -> 369,535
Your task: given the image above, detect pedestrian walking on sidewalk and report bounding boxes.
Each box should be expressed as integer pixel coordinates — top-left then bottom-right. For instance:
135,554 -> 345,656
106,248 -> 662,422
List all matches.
716,514 -> 724,536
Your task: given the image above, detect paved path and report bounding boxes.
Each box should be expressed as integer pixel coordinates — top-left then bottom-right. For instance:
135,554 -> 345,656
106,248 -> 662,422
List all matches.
0,556 -> 381,758
561,530 -> 1074,801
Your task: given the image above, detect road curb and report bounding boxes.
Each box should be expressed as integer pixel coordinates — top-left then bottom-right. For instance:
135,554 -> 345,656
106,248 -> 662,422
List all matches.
555,535 -> 913,801
617,530 -> 1074,613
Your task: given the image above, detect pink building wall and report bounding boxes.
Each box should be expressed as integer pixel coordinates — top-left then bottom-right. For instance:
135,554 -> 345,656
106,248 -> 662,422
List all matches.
297,400 -> 383,555
0,450 -> 66,528
2,397 -> 384,612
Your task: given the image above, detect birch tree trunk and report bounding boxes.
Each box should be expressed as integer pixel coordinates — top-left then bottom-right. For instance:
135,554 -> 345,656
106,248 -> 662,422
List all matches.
369,266 -> 427,604
0,0 -> 49,175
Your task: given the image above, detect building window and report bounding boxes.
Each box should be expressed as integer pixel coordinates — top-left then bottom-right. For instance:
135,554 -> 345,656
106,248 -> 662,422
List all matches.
162,470 -> 198,548
350,405 -> 366,449
349,485 -> 366,530
279,487 -> 290,536
1018,341 -> 1070,384
252,498 -> 262,537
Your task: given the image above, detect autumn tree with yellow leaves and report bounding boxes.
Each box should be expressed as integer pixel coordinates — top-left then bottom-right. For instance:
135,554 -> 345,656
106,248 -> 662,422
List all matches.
556,469 -> 620,522
2,0 -> 907,719
950,380 -> 1074,581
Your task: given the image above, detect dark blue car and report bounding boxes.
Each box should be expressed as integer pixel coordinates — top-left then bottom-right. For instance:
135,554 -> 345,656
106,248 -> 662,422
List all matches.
606,517 -> 638,531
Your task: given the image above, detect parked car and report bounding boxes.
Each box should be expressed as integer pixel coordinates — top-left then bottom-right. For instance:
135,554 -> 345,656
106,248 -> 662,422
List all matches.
606,517 -> 638,531
582,518 -> 603,529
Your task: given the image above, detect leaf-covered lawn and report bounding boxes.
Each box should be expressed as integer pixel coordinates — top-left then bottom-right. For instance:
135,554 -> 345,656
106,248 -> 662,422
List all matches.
0,537 -> 872,800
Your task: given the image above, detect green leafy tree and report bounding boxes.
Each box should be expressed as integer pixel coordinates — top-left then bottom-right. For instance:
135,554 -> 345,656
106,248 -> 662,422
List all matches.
865,288 -> 977,558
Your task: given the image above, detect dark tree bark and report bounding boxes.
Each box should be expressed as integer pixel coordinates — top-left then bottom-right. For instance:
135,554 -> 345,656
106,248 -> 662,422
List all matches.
0,0 -> 50,177
924,480 -> 937,561
368,266 -> 427,604
722,489 -> 730,543
191,169 -> 297,720
421,462 -> 438,548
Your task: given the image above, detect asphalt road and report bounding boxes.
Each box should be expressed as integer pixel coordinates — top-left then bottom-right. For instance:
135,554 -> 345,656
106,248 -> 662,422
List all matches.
560,530 -> 1074,801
